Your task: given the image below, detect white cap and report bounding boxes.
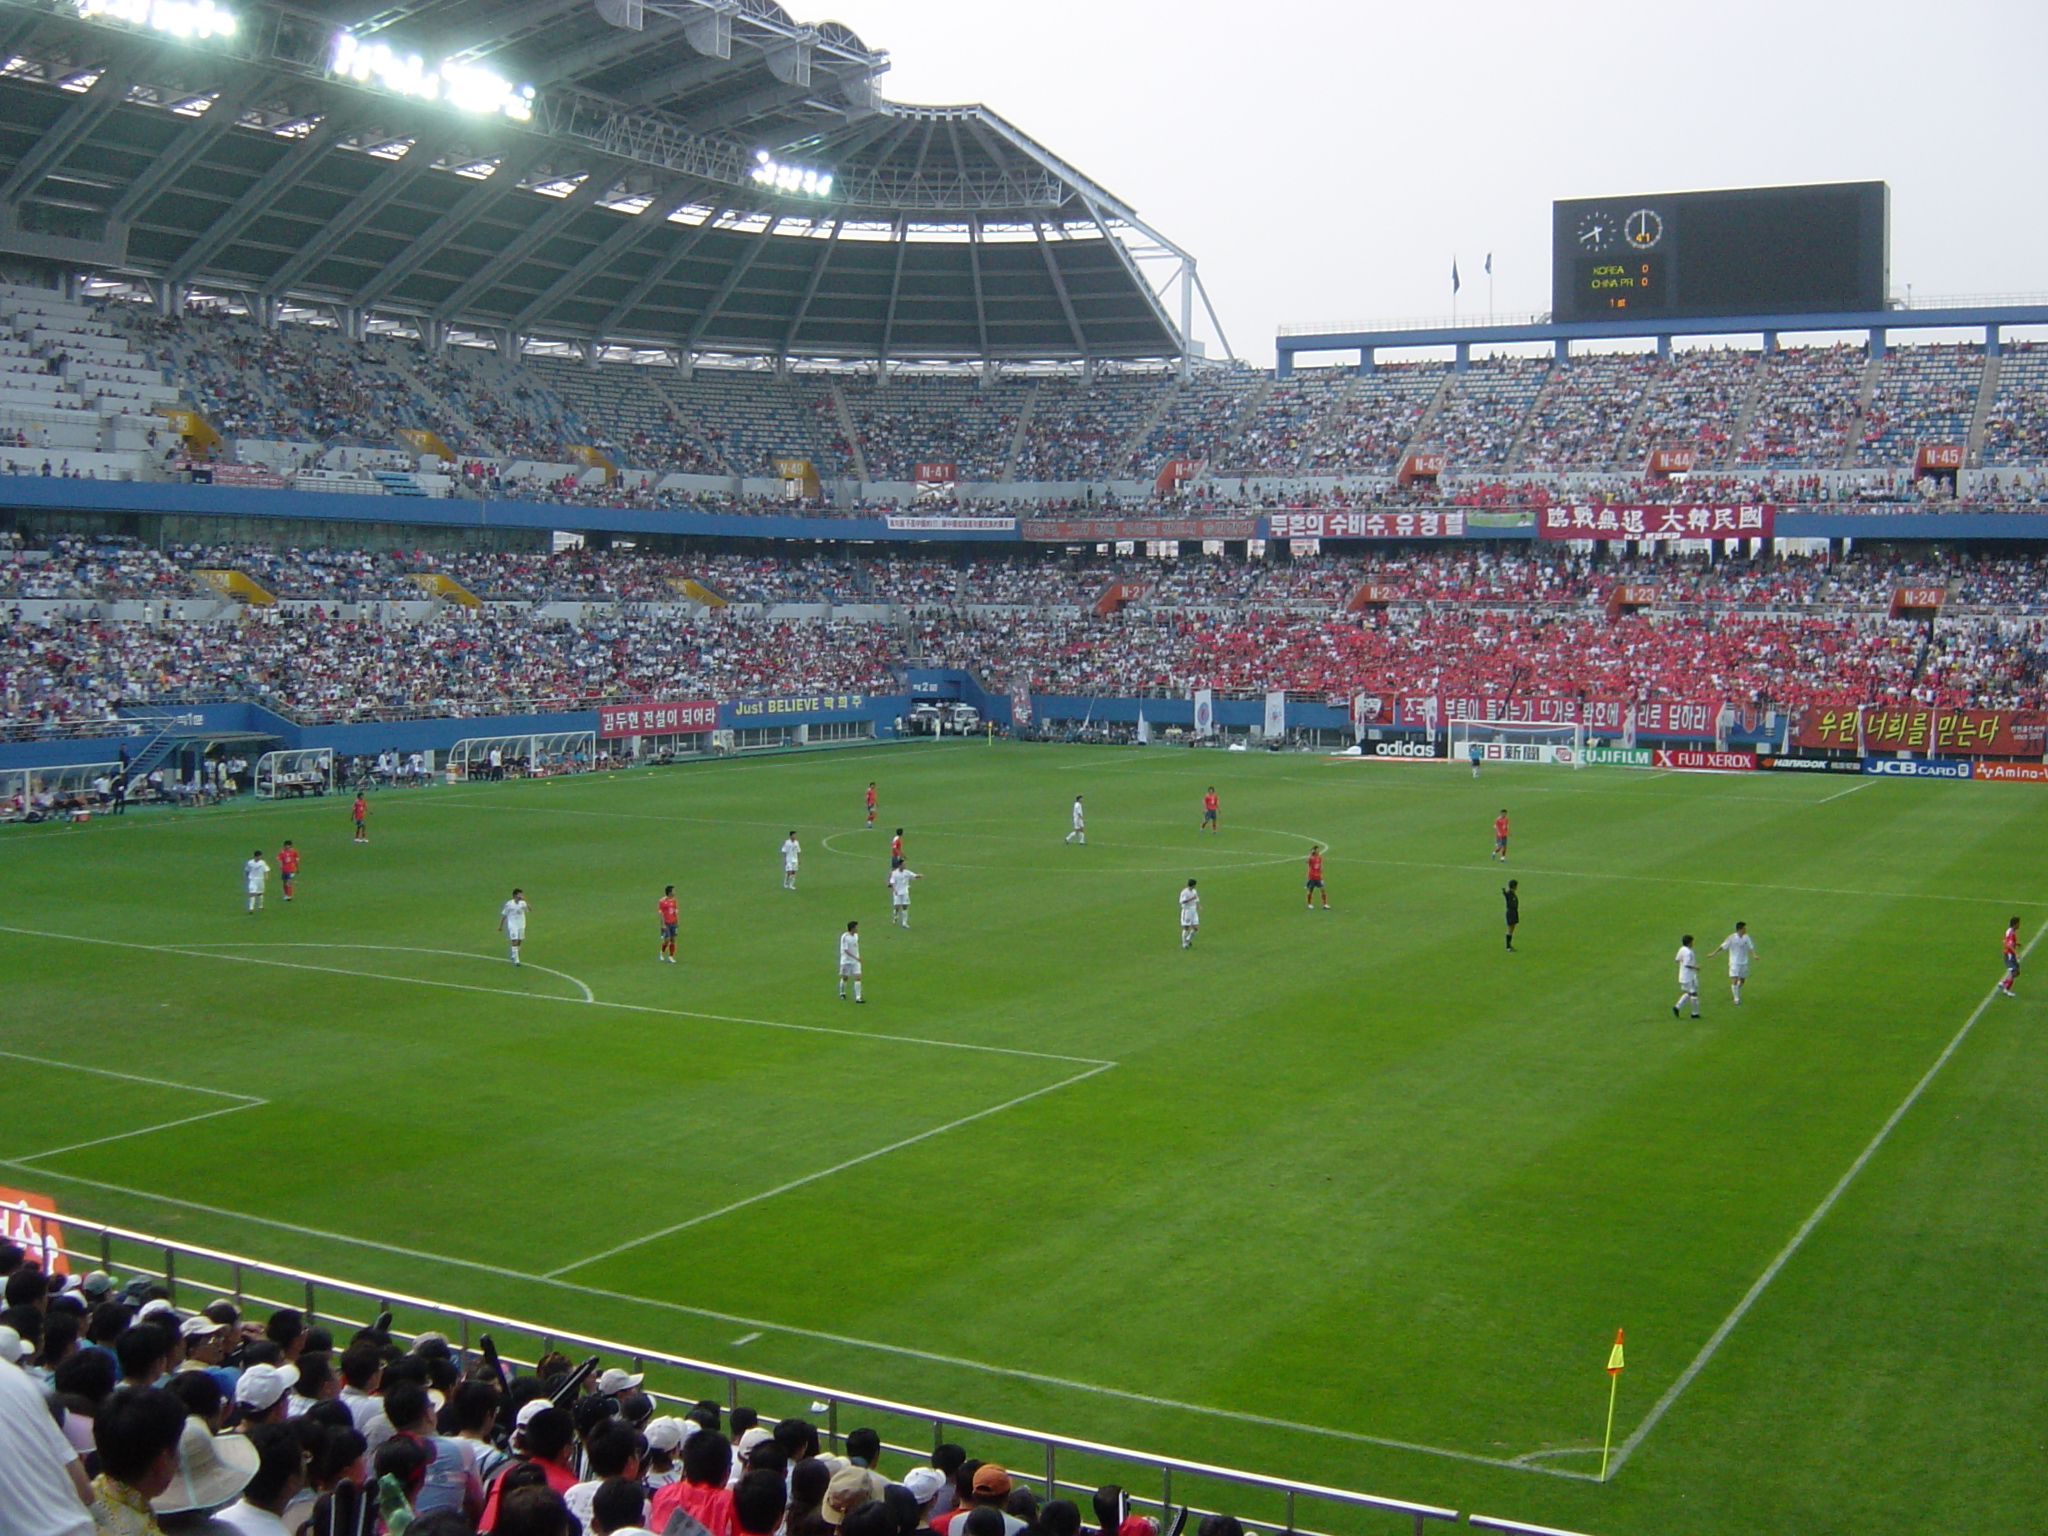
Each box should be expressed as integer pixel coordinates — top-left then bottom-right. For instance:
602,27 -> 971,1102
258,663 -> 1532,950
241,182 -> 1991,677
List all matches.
516,1398 -> 553,1429
179,1315 -> 225,1340
233,1362 -> 298,1411
596,1367 -> 644,1394
902,1468 -> 948,1507
644,1417 -> 689,1453
137,1298 -> 178,1325
0,1325 -> 28,1364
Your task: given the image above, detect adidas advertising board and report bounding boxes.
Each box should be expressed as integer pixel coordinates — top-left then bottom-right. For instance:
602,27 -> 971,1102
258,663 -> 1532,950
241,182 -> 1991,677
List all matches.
1372,739 -> 1443,759
1860,757 -> 1974,779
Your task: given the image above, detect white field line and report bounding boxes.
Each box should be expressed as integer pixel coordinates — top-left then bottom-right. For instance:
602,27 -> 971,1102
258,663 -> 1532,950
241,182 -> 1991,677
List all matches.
1819,777 -> 1877,803
0,1049 -> 262,1102
174,942 -> 596,1005
0,925 -> 1111,1067
1602,914 -> 2048,1480
10,1101 -> 267,1162
545,1063 -> 1115,1278
0,1156 -> 1587,1481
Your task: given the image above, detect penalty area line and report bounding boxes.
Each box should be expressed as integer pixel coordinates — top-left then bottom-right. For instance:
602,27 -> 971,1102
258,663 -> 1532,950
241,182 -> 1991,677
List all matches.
1602,913 -> 2048,1480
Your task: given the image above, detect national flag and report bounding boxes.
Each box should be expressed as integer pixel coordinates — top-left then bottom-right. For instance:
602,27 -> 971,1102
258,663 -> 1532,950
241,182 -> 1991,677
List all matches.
1451,259 -> 1461,295
1606,1328 -> 1625,1374
1485,253 -> 1493,275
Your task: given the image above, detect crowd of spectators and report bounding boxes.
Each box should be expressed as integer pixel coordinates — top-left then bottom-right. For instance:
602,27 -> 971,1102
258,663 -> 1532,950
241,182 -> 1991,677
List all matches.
2,1240 -> 1204,1536
6,546 -> 2046,735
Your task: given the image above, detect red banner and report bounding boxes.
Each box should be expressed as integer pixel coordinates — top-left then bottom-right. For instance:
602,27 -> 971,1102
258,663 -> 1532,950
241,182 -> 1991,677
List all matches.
1021,517 -> 1256,542
1538,504 -> 1773,541
0,1186 -> 68,1274
598,700 -> 717,738
1654,749 -> 1756,771
912,462 -> 957,483
1796,707 -> 2047,757
1976,762 -> 2048,783
1268,510 -> 1465,540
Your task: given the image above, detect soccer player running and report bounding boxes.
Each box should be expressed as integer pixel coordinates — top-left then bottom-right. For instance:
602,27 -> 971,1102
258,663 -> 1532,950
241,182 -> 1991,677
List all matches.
278,840 -> 299,901
351,792 -> 369,843
1200,787 -> 1218,832
1492,809 -> 1510,861
1305,844 -> 1329,909
780,830 -> 801,891
657,885 -> 679,963
888,865 -> 921,927
1714,921 -> 1755,1003
1672,933 -> 1700,1018
1179,879 -> 1200,949
500,888 -> 529,965
1502,879 -> 1519,951
1065,795 -> 1086,845
865,781 -> 877,829
243,849 -> 270,914
1999,916 -> 2021,996
837,920 -> 863,1002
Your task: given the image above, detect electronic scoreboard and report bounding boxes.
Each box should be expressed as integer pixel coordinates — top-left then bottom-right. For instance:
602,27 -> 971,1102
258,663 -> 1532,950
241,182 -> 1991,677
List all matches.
1551,182 -> 1887,323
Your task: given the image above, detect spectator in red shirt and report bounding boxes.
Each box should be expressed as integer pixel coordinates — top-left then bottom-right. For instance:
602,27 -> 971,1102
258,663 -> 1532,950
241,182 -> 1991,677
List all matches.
648,1418 -> 736,1536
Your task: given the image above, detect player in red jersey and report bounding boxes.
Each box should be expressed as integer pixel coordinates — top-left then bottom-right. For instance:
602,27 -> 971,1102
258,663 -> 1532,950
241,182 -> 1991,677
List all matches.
865,781 -> 877,828
888,827 -> 904,886
1492,809 -> 1509,862
278,840 -> 299,901
1201,787 -> 1219,832
657,885 -> 680,964
351,793 -> 368,843
1304,844 -> 1328,909
1999,916 -> 2020,996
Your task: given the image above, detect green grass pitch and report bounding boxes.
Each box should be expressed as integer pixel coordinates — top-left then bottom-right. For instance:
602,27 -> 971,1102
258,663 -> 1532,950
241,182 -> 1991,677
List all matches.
2,741 -> 2044,1534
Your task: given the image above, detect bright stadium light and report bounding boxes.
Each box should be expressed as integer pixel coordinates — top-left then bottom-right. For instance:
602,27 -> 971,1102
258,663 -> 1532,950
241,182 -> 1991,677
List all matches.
76,0 -> 238,40
751,149 -> 834,199
330,32 -> 535,122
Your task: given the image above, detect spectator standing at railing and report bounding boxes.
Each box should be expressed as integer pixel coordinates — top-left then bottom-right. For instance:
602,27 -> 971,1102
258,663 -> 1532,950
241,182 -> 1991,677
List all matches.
0,1344 -> 95,1536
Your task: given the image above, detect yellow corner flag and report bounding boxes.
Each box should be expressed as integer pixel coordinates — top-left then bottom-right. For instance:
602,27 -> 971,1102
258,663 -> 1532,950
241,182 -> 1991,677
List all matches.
1600,1328 -> 1625,1481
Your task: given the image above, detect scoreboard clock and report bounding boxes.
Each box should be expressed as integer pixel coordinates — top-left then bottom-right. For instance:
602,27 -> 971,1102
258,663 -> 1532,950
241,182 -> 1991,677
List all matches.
1552,182 -> 1887,323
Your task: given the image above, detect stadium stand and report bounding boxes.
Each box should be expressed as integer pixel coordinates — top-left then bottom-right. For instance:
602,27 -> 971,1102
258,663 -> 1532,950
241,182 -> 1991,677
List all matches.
1854,344 -> 1983,467
1735,343 -> 1869,467
1978,341 -> 2048,465
1422,357 -> 1548,469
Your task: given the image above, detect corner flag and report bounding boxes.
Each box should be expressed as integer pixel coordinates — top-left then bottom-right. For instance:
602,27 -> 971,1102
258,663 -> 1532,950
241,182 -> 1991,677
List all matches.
1600,1327 -> 1625,1481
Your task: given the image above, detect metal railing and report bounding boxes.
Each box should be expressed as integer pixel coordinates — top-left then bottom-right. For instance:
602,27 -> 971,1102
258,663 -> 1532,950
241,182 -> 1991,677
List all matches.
25,1213 -> 1583,1536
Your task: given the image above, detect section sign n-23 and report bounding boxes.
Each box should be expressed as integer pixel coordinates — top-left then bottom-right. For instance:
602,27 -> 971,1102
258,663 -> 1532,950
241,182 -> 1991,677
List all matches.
1538,504 -> 1774,541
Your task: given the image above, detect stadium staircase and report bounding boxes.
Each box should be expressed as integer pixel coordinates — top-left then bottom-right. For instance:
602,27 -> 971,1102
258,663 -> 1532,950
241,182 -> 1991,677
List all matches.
1396,371 -> 1458,465
1000,385 -> 1039,482
190,567 -> 275,606
1500,363 -> 1550,469
1717,355 -> 1767,469
1116,378 -> 1182,474
1967,352 -> 2003,465
827,383 -> 869,482
406,370 -> 500,458
118,711 -> 194,783
1208,374 -> 1274,467
1608,367 -> 1664,470
1840,353 -> 1885,469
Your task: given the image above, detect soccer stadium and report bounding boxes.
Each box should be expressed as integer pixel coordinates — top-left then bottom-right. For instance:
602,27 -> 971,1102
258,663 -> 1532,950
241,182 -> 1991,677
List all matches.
1,3 -> 2046,1536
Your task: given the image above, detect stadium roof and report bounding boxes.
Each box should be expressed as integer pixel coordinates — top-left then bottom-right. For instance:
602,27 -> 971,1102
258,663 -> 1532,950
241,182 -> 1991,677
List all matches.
0,0 -> 1215,362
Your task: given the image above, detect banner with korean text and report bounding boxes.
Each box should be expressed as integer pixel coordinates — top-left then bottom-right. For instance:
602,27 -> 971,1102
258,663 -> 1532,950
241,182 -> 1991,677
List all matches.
1022,517 -> 1255,542
0,1186 -> 68,1274
1795,707 -> 2047,758
598,700 -> 718,739
1537,504 -> 1775,541
1392,696 -> 1723,736
1267,510 -> 1465,540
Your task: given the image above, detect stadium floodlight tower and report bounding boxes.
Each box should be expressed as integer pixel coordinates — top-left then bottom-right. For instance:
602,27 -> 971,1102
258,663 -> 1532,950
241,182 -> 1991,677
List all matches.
0,0 -> 1229,376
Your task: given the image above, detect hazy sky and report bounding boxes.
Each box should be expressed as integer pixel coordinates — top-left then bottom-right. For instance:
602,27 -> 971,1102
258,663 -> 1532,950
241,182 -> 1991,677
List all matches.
818,0 -> 2046,364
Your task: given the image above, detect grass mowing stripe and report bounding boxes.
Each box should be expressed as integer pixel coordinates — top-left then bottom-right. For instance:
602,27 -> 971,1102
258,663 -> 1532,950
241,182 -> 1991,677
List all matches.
1602,913 -> 2048,1480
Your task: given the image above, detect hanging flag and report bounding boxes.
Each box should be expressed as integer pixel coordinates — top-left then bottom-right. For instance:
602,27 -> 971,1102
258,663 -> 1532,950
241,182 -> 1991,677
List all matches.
1485,253 -> 1493,276
1607,1328 -> 1626,1374
1451,259 -> 1461,295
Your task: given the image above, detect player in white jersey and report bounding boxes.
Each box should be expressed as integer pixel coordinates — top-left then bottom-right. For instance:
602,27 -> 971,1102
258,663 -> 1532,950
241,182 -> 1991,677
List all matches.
780,831 -> 801,890
1064,795 -> 1086,845
1178,879 -> 1200,949
500,888 -> 529,965
1672,933 -> 1699,1018
888,866 -> 921,927
1714,922 -> 1756,1003
837,920 -> 863,1002
243,850 -> 270,913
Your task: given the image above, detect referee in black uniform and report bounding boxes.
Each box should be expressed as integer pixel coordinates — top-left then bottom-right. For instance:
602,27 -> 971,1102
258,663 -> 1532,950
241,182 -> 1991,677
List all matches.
1502,879 -> 1519,951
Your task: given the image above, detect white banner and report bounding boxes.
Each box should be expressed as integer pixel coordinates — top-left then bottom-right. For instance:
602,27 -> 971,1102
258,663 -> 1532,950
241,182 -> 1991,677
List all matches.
883,514 -> 1016,531
1136,711 -> 1152,744
1193,688 -> 1215,738
1263,689 -> 1287,739
1010,687 -> 1032,727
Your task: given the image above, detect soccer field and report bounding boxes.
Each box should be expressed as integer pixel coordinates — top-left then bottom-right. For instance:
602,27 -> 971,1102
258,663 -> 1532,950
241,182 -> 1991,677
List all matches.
3,741 -> 2044,1534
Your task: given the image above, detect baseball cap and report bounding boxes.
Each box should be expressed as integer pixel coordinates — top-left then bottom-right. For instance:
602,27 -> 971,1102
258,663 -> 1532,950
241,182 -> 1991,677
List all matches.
152,1418 -> 258,1515
596,1367 -> 645,1394
515,1398 -> 553,1430
137,1298 -> 179,1326
644,1417 -> 690,1453
823,1466 -> 889,1524
735,1425 -> 774,1459
179,1315 -> 225,1341
901,1467 -> 948,1507
0,1325 -> 27,1364
233,1361 -> 298,1411
79,1271 -> 113,1299
971,1465 -> 1013,1497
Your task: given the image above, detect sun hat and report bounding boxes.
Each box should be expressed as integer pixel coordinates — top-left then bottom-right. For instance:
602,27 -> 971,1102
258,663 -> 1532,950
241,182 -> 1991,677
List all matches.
152,1417 -> 258,1514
